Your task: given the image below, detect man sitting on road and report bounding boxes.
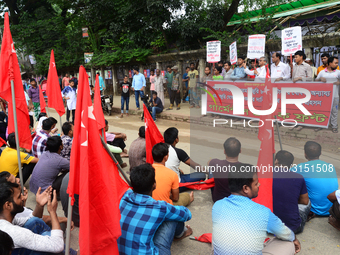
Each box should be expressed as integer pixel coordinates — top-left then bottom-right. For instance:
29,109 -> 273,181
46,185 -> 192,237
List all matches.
118,163 -> 192,255
30,136 -> 70,195
292,141 -> 338,219
60,122 -> 73,160
0,181 -> 65,255
0,133 -> 38,184
128,126 -> 146,170
152,143 -> 194,207
327,189 -> 340,231
212,163 -> 301,255
164,127 -> 206,192
273,150 -> 310,234
148,91 -> 163,121
32,117 -> 56,158
208,137 -> 243,203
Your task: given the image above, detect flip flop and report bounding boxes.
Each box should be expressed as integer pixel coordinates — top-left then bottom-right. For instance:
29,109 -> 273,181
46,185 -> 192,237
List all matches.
174,225 -> 193,241
307,211 -> 316,222
314,128 -> 322,132
332,128 -> 338,133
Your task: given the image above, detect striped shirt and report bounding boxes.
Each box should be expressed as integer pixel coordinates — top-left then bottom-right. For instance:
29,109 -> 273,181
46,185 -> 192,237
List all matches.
32,130 -> 51,158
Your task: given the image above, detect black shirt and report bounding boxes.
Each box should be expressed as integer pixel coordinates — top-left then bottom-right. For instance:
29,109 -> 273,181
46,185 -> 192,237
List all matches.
120,82 -> 132,97
149,97 -> 163,110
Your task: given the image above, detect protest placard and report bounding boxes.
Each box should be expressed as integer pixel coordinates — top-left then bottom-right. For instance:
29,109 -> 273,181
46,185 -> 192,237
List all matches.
281,26 -> 302,56
229,41 -> 237,65
247,34 -> 266,59
207,41 -> 221,63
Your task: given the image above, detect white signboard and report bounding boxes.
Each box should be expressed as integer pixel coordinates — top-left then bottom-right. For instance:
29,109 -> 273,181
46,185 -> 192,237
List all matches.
29,55 -> 36,65
281,26 -> 302,56
207,41 -> 221,63
84,52 -> 93,64
247,34 -> 266,59
229,41 -> 237,65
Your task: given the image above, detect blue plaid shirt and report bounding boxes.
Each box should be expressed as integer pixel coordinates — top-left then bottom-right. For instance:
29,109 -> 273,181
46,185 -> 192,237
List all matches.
118,190 -> 192,255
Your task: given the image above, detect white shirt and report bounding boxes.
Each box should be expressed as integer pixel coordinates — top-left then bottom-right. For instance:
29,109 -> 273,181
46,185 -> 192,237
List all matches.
271,61 -> 291,80
61,86 -> 77,110
316,68 -> 340,98
336,190 -> 340,204
223,69 -> 233,80
244,66 -> 268,81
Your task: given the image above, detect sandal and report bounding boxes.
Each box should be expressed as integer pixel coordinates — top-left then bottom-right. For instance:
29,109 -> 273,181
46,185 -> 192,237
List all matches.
332,128 -> 338,133
174,225 -> 193,241
307,211 -> 316,222
314,128 -> 322,132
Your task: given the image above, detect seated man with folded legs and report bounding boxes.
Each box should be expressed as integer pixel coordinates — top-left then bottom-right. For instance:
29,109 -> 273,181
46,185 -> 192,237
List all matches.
327,189 -> 340,230
118,163 -> 192,255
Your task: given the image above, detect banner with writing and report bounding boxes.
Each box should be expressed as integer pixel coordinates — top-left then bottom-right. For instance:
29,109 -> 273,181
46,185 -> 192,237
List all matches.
207,41 -> 221,63
229,41 -> 237,65
247,35 -> 266,59
282,26 -> 302,56
205,81 -> 334,128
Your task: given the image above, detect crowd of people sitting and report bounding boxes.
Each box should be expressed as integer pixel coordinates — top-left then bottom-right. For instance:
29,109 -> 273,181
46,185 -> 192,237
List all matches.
0,113 -> 339,254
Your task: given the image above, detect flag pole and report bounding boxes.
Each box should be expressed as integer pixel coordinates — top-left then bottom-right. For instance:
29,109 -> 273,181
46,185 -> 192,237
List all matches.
65,197 -> 73,255
59,115 -> 62,132
100,136 -> 131,186
11,80 -> 24,192
274,116 -> 283,150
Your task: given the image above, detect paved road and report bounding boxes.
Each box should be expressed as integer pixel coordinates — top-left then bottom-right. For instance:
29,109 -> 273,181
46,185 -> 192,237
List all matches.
24,108 -> 340,254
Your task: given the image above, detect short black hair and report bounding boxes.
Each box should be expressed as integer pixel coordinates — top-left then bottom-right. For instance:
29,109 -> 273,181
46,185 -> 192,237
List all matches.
0,230 -> 14,255
49,117 -> 57,125
130,164 -> 155,195
218,61 -> 223,65
215,66 -> 223,74
0,181 -> 19,214
133,67 -> 139,71
225,61 -> 231,66
42,118 -> 54,130
274,52 -> 282,59
124,75 -> 128,78
321,53 -> 330,58
228,163 -> 257,193
37,112 -> 47,121
164,127 -> 178,144
97,72 -> 100,75
223,137 -> 241,157
7,133 -> 16,149
69,80 -> 75,84
46,136 -> 62,153
139,126 -> 145,138
30,78 -> 36,83
152,91 -> 157,96
328,56 -> 338,65
185,66 -> 190,70
294,50 -> 304,57
190,62 -> 195,66
304,141 -> 321,160
105,119 -> 108,126
0,171 -> 11,182
275,150 -> 294,168
62,122 -> 73,136
238,56 -> 245,60
152,143 -> 169,162
167,65 -> 172,69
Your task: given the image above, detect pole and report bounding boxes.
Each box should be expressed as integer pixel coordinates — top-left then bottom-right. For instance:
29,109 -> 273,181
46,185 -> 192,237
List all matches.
11,80 -> 24,193
59,115 -> 62,133
100,136 -> 131,186
64,197 -> 73,255
274,115 -> 283,151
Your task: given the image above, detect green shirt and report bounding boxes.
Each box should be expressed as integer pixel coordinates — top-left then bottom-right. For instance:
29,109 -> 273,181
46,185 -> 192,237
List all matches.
165,72 -> 174,88
213,75 -> 224,80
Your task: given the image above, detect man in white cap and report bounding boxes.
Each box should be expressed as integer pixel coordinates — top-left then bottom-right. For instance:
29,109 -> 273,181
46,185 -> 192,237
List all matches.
167,65 -> 182,110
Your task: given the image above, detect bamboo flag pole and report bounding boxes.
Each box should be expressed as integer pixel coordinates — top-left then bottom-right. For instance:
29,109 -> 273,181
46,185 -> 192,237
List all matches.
11,80 -> 24,192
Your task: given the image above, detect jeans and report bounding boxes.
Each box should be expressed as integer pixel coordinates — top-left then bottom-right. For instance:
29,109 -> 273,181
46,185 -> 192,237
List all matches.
134,90 -> 144,109
179,172 -> 206,193
294,201 -> 311,234
66,109 -> 75,123
148,106 -> 163,121
12,218 -> 53,255
153,221 -> 185,255
121,96 -> 129,113
189,88 -> 200,106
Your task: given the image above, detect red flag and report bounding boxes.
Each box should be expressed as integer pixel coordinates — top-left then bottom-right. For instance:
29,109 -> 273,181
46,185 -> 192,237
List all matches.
93,74 -> 105,130
39,86 -> 46,113
46,49 -> 65,116
193,233 -> 212,243
143,103 -> 164,164
252,73 -> 275,211
67,66 -> 129,255
0,137 -> 6,147
179,178 -> 215,190
0,13 -> 32,150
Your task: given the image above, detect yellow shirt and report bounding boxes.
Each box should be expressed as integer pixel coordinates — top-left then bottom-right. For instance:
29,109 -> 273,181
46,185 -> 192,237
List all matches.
317,65 -> 339,75
0,147 -> 34,176
152,163 -> 179,205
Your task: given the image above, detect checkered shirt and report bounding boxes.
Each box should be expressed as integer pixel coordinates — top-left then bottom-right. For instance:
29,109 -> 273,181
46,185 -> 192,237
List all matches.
31,130 -> 50,158
118,190 -> 192,255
